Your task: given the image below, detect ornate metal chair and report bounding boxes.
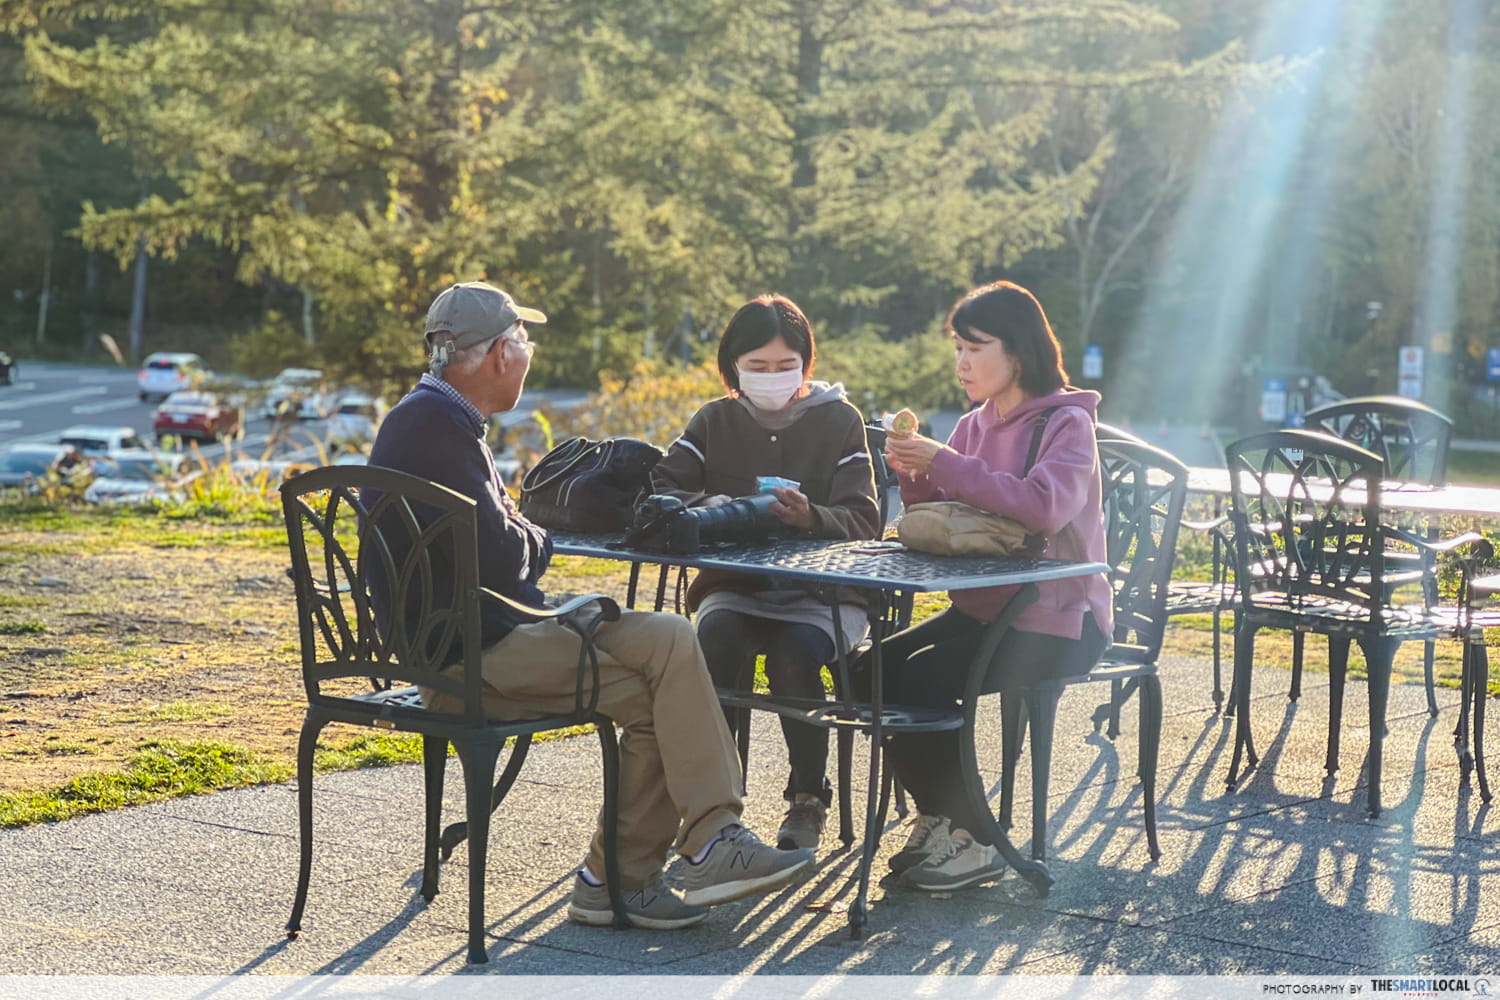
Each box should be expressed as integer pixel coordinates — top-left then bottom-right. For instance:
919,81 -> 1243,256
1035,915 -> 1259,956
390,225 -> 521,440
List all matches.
280,465 -> 626,963
1097,421 -> 1236,715
1221,430 -> 1476,817
1300,396 -> 1454,714
997,436 -> 1186,863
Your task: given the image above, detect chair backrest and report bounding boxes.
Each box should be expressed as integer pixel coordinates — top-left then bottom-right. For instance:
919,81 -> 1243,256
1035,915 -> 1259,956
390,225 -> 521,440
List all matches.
280,464 -> 488,724
1304,395 -> 1451,486
865,421 -> 898,528
1095,421 -> 1146,445
1222,429 -> 1389,616
1098,437 -> 1189,664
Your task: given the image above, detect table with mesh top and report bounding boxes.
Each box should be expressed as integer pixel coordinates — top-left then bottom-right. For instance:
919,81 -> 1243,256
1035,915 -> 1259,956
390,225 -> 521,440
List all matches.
552,531 -> 1108,936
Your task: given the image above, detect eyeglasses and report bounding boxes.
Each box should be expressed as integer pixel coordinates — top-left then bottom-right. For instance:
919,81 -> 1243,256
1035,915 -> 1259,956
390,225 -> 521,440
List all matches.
486,321 -> 534,357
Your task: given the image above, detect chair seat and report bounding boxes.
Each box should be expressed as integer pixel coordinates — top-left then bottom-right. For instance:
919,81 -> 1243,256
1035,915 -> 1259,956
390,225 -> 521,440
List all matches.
716,689 -> 964,733
1165,580 -> 1236,615
1242,593 -> 1446,640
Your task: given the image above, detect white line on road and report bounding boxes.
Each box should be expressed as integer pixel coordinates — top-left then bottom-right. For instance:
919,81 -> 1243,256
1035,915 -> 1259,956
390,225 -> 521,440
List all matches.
0,420 -> 19,432
2,382 -> 37,391
71,398 -> 144,415
0,386 -> 108,411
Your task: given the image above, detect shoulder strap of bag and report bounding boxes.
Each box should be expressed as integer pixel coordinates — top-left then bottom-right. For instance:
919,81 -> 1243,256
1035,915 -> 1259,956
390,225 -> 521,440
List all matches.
1022,407 -> 1059,474
520,437 -> 596,493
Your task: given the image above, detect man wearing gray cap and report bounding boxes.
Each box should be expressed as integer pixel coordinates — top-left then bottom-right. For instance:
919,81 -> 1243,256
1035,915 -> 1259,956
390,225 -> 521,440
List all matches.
369,281 -> 812,930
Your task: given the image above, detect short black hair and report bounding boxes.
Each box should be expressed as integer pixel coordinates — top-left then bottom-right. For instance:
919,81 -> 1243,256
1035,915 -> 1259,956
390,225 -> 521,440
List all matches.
946,281 -> 1067,398
716,294 -> 815,392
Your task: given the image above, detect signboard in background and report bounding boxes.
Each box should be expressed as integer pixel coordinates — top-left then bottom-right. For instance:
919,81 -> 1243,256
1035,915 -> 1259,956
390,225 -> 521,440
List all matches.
1397,345 -> 1423,399
1082,344 -> 1103,380
1487,346 -> 1500,381
1260,377 -> 1287,423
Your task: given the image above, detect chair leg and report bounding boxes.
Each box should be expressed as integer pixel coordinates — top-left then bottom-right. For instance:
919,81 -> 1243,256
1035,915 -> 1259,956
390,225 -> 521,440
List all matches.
1423,639 -> 1439,717
1138,673 -> 1164,862
1457,639 -> 1475,784
595,719 -> 629,929
1026,686 -> 1061,863
1360,638 -> 1399,818
1326,637 -> 1351,774
999,690 -> 1026,833
1474,644 -> 1492,803
420,735 -> 447,902
838,729 -> 855,846
453,738 -> 502,964
286,713 -> 323,936
735,708 -> 751,796
1289,631 -> 1305,702
892,775 -> 910,819
1211,605 -> 1225,715
1227,622 -> 1259,787
440,735 -> 532,860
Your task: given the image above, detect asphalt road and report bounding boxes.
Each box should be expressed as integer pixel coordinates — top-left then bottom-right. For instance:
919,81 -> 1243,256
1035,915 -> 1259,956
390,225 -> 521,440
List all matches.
0,360 -> 318,461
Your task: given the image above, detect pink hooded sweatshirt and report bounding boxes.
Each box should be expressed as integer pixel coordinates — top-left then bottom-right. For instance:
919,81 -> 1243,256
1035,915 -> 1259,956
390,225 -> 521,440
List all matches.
898,387 -> 1114,641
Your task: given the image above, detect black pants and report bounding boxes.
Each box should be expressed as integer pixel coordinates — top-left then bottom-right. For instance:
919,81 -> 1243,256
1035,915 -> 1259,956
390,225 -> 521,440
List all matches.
858,606 -> 1108,844
697,609 -> 836,805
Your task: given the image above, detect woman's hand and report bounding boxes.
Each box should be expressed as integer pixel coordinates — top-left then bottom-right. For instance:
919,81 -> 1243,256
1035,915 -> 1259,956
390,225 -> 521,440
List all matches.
769,486 -> 817,531
885,434 -> 947,478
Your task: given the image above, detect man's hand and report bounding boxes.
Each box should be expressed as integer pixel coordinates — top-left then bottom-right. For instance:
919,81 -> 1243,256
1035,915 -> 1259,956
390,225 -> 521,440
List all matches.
769,485 -> 816,530
698,494 -> 733,508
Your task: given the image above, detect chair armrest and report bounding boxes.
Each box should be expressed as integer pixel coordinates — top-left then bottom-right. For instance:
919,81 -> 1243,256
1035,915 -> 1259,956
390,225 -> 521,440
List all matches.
1180,513 -> 1229,533
1386,526 -> 1483,556
480,588 -> 622,623
479,588 -> 621,720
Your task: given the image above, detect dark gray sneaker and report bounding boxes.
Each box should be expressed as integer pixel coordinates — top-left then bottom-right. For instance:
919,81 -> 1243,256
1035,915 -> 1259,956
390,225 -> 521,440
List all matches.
682,825 -> 813,907
777,800 -> 827,850
568,873 -> 708,930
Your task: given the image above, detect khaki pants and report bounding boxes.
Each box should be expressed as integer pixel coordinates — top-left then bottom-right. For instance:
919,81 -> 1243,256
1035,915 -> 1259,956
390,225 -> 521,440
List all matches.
456,610 -> 743,888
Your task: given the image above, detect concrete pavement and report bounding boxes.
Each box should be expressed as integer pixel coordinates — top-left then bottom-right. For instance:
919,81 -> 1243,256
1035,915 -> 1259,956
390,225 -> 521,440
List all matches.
1,652 -> 1495,976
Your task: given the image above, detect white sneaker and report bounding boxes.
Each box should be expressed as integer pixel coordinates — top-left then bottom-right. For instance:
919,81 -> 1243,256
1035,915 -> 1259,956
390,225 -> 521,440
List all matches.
903,828 -> 1006,891
887,814 -> 951,874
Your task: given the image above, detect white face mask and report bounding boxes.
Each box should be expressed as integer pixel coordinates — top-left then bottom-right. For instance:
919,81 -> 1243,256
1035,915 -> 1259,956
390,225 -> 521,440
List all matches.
736,366 -> 805,411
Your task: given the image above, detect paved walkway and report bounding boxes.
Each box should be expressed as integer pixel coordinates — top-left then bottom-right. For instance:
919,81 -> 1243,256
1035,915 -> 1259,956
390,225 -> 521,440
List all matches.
2,653 -> 1494,976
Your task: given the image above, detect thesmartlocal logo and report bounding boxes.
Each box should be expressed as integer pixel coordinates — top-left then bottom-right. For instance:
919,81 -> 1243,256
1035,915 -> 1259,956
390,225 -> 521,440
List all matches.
1369,979 -> 1478,996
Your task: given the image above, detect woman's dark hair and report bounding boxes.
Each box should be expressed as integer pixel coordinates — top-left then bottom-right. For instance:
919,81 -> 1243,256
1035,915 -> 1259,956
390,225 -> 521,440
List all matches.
946,280 -> 1068,398
716,294 -> 815,392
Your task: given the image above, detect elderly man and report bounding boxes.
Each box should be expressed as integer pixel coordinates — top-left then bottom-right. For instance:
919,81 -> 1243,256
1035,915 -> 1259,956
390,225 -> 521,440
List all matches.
368,281 -> 812,930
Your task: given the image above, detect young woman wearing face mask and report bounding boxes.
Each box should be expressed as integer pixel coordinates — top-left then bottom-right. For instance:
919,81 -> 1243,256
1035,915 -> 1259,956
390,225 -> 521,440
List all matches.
651,294 -> 881,852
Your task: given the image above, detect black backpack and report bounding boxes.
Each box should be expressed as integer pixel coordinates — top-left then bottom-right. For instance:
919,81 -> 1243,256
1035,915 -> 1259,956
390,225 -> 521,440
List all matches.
519,436 -> 664,534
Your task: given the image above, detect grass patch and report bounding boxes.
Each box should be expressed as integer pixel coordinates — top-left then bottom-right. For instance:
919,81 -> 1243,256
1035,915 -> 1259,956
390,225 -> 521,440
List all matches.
0,621 -> 46,635
0,739 -> 291,828
0,594 -> 45,610
313,732 -> 426,771
106,701 -> 235,724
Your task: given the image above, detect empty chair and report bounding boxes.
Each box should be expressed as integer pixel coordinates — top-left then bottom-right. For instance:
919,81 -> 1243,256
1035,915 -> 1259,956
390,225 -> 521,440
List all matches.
1221,430 -> 1475,817
280,465 -> 625,963
1300,395 -> 1454,714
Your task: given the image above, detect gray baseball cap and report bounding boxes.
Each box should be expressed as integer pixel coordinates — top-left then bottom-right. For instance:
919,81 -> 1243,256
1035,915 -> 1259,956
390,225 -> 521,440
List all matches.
423,282 -> 547,350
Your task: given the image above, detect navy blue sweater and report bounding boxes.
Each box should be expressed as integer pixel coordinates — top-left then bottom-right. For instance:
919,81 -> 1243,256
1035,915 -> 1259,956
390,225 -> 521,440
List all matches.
368,381 -> 552,651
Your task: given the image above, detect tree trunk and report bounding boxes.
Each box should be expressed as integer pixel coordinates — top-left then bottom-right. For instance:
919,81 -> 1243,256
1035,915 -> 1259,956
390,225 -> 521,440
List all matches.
34,226 -> 53,346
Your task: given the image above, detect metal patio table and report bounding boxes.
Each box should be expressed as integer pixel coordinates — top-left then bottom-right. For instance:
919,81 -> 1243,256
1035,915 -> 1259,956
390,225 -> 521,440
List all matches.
551,531 -> 1108,937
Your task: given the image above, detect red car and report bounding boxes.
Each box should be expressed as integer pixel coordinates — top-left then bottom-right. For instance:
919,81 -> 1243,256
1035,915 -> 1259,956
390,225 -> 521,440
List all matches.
153,390 -> 243,443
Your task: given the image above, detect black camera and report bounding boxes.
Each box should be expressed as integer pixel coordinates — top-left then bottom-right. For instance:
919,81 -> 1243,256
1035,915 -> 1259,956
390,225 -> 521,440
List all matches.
624,492 -> 781,554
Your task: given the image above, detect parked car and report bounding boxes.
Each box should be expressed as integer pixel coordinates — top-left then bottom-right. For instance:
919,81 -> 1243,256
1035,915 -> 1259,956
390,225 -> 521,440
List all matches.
83,452 -> 198,505
58,424 -> 149,458
0,350 -> 15,385
263,368 -> 331,420
327,392 -> 383,444
0,443 -> 89,491
138,352 -> 208,402
153,390 -> 243,443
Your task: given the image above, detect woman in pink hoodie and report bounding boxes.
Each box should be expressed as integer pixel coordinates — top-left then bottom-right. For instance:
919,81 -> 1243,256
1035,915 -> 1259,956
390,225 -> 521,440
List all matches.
874,280 -> 1114,892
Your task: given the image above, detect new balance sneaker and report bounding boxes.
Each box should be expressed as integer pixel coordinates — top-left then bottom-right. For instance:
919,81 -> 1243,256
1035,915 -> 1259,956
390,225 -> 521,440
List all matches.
682,825 -> 813,907
887,814 -> 951,874
568,873 -> 708,930
902,828 -> 1007,891
777,800 -> 827,851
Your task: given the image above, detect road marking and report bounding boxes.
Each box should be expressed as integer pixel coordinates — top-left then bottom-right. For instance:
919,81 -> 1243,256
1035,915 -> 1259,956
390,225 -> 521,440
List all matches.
0,420 -> 20,432
0,386 -> 108,411
2,382 -> 37,391
71,398 -> 144,415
